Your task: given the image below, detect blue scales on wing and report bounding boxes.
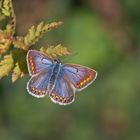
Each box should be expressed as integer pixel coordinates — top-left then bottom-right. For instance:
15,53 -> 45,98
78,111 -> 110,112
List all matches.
26,50 -> 54,98
27,50 -> 53,76
62,64 -> 97,91
49,73 -> 75,105
27,68 -> 52,98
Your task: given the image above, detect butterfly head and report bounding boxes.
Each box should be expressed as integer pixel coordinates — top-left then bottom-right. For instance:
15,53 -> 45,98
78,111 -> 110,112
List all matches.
54,59 -> 61,64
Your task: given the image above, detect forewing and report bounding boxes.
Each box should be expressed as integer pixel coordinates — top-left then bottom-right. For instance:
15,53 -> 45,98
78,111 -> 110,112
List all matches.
49,75 -> 75,105
63,64 -> 97,90
27,68 -> 52,98
27,50 -> 53,76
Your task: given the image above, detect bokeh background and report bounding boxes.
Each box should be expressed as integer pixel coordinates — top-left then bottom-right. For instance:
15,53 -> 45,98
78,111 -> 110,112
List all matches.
0,0 -> 140,140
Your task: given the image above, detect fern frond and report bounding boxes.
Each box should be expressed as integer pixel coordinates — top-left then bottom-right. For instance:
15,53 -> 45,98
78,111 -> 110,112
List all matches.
5,0 -> 16,35
0,0 -> 16,35
12,62 -> 24,82
0,1 -> 2,12
1,0 -> 14,17
0,30 -> 12,55
0,38 -> 11,54
0,0 -> 66,82
1,0 -> 11,16
0,1 -> 5,21
0,14 -> 5,21
23,21 -> 63,50
6,16 -> 16,35
0,54 -> 14,79
40,44 -> 71,59
12,37 -> 26,50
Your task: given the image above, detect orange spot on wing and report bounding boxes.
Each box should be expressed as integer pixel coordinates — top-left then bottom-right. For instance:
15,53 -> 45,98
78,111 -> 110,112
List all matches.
30,87 -> 47,95
76,74 -> 93,88
50,93 -> 73,104
80,82 -> 83,86
83,80 -> 87,83
28,56 -> 37,74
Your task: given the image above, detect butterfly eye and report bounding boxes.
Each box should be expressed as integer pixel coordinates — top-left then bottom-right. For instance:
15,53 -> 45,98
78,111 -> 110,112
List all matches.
54,59 -> 61,63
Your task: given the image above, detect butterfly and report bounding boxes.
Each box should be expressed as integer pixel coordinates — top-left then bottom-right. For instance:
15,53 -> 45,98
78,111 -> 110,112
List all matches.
26,50 -> 97,105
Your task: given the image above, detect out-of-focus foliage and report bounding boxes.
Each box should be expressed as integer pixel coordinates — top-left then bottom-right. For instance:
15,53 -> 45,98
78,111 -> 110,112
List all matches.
0,0 -> 140,140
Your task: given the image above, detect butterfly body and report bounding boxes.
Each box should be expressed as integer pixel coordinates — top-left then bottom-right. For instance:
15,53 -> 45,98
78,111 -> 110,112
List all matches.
27,50 -> 97,105
47,60 -> 62,93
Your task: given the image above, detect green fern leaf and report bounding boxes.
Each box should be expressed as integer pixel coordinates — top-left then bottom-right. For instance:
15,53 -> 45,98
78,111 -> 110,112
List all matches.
12,37 -> 26,50
40,44 -> 71,59
23,21 -> 63,50
0,1 -> 5,21
1,0 -> 11,16
12,62 -> 24,82
0,30 -> 12,55
0,54 -> 14,79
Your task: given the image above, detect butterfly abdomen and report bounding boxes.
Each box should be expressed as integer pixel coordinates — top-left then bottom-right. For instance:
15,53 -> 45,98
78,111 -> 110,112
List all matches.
47,62 -> 62,92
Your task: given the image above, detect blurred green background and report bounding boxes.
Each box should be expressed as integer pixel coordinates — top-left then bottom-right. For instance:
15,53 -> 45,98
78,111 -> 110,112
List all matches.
0,0 -> 140,140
